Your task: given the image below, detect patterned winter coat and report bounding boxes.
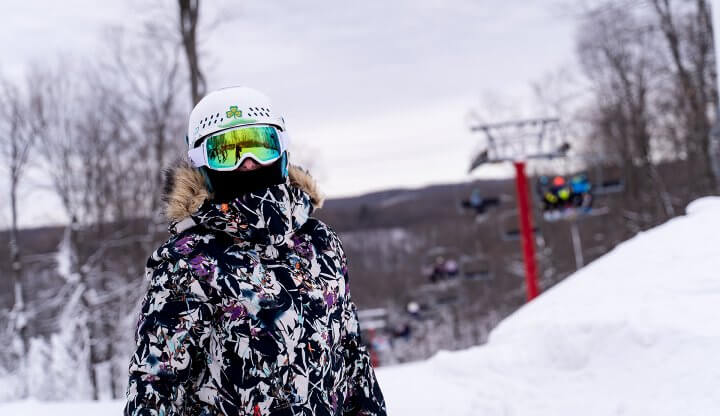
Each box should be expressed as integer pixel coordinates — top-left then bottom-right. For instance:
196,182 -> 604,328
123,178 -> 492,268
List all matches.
124,161 -> 386,416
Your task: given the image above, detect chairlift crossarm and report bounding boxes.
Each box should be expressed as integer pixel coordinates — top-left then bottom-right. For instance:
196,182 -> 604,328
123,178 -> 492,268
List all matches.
467,118 -> 567,172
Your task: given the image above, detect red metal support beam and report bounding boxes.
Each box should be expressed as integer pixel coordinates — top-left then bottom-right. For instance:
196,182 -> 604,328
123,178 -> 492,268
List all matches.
513,161 -> 540,301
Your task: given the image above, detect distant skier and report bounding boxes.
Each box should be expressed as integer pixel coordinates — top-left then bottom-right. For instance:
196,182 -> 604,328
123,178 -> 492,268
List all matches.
537,176 -> 554,213
461,188 -> 500,218
234,143 -> 242,163
570,174 -> 593,212
444,258 -> 459,277
124,87 -> 386,416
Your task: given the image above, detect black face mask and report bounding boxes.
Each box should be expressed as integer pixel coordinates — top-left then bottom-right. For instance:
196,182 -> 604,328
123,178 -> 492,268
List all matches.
201,156 -> 287,203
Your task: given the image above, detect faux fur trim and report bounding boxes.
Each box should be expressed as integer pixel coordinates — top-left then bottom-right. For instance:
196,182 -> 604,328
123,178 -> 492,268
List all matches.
288,163 -> 325,210
162,159 -> 210,223
162,159 -> 325,222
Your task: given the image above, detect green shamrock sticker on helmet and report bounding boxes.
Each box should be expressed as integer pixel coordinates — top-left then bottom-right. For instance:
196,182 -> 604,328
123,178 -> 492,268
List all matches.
226,106 -> 242,118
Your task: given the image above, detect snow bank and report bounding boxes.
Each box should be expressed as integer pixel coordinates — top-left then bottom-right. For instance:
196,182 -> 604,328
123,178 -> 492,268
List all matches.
2,198 -> 719,415
0,399 -> 122,416
375,196 -> 720,415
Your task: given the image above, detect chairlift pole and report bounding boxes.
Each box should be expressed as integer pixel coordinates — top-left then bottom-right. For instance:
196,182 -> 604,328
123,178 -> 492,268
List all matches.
468,117 -> 561,302
513,161 -> 540,300
569,220 -> 584,270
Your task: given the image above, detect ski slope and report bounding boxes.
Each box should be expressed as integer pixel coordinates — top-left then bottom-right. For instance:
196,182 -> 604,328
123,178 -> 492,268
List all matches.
377,196 -> 720,415
2,197 -> 719,415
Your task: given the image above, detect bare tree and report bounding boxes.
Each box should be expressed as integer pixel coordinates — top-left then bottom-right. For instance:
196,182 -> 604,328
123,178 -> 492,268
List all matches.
649,0 -> 717,192
99,23 -> 187,219
27,62 -> 141,399
0,74 -> 39,397
576,1 -> 687,228
579,8 -> 649,178
178,0 -> 206,104
90,25 -> 187,397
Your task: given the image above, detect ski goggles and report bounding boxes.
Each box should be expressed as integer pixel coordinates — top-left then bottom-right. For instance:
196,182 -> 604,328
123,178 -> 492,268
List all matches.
188,125 -> 285,171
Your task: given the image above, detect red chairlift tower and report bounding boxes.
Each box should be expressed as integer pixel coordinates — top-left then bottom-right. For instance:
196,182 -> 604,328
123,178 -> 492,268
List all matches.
468,117 -> 568,301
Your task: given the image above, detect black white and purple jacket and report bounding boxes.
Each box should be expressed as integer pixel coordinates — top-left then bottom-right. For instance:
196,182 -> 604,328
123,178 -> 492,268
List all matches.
124,161 -> 386,416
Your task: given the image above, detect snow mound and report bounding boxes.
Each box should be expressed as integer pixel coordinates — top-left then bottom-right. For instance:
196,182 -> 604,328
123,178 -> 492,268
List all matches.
375,197 -> 720,416
685,195 -> 720,215
0,399 -> 122,416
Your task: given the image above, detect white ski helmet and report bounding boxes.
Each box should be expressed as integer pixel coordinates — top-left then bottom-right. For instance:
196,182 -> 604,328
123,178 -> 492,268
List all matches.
186,86 -> 288,150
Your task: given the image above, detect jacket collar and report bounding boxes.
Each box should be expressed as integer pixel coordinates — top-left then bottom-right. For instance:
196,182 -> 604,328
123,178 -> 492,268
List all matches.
162,159 -> 325,245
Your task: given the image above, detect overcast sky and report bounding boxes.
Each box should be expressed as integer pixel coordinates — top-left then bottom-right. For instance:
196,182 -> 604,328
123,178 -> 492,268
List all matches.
1,0 -> 579,228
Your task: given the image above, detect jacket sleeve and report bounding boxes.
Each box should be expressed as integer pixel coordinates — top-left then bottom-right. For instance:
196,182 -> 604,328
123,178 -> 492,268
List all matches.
124,251 -> 216,416
335,235 -> 387,416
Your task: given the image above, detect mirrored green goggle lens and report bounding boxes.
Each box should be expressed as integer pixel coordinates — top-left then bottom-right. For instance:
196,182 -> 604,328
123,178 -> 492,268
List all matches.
204,126 -> 281,169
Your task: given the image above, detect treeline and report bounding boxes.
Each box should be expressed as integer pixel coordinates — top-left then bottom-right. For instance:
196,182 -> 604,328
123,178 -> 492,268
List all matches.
0,2 -> 204,400
573,0 -> 717,229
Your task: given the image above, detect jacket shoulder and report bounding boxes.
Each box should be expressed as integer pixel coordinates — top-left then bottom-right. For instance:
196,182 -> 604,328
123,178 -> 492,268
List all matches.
302,217 -> 343,247
144,229 -> 222,303
146,228 -> 224,275
302,218 -> 347,273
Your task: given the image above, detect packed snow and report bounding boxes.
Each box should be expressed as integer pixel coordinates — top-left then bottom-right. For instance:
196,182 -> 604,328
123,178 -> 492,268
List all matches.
2,197 -> 719,415
376,196 -> 720,415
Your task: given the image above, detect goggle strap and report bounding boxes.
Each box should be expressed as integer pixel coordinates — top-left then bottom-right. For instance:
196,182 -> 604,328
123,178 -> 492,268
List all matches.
278,129 -> 291,151
188,146 -> 206,167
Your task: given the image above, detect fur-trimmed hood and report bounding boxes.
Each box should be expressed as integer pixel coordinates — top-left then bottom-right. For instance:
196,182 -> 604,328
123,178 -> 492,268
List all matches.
162,159 -> 325,224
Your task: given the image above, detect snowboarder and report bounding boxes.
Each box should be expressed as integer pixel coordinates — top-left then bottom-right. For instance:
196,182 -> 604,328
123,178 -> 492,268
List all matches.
124,87 -> 386,416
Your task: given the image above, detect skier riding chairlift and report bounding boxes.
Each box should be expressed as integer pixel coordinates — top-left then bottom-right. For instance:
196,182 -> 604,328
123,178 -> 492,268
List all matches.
537,173 -> 594,221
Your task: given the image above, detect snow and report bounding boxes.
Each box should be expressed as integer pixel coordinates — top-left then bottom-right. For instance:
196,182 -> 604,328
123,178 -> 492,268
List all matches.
2,197 -> 719,414
0,399 -> 122,416
374,196 -> 720,415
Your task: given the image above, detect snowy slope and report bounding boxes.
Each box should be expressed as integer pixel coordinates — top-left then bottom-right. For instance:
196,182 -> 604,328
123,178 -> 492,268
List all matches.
0,399 -> 122,416
376,197 -> 720,415
2,197 -> 719,415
